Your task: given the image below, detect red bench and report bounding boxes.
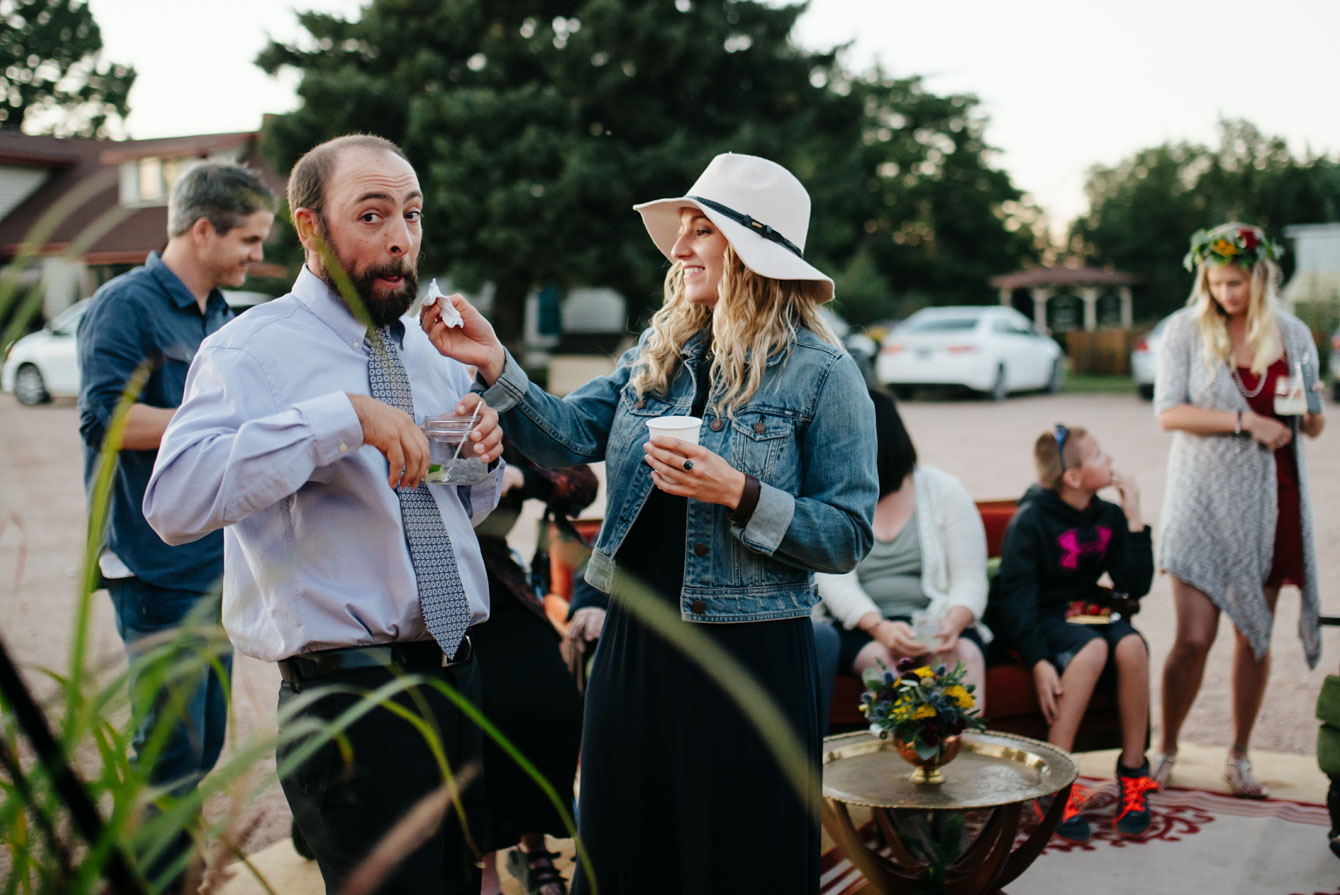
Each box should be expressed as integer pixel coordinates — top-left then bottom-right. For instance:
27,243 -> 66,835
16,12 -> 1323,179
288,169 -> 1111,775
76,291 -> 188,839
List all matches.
825,499 -> 1124,751
544,503 -> 1124,751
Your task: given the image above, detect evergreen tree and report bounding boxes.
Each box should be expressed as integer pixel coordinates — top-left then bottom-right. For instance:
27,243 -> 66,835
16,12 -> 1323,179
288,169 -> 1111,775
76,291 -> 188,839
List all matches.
257,0 -> 1041,342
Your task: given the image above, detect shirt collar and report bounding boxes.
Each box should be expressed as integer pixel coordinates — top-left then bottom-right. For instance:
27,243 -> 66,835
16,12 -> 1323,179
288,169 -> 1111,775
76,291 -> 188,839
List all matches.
293,265 -> 406,349
146,252 -> 227,312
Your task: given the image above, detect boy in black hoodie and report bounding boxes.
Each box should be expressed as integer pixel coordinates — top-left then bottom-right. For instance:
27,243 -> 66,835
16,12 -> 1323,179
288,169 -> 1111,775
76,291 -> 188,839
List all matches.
995,424 -> 1158,843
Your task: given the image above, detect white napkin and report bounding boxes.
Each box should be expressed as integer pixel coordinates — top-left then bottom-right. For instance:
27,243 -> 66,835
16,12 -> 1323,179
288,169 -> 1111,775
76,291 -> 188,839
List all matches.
422,279 -> 463,328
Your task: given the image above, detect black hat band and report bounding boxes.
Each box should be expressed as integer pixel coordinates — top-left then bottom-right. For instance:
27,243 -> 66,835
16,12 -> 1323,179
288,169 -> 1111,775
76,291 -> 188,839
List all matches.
687,195 -> 804,259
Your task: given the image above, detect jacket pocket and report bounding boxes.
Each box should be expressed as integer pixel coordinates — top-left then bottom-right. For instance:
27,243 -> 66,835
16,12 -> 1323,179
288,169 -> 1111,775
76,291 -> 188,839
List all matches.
729,410 -> 796,483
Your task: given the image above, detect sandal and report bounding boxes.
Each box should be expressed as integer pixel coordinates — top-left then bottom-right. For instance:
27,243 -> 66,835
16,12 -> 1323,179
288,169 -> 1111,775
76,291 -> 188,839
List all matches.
1150,752 -> 1176,788
1224,756 -> 1269,799
505,847 -> 567,895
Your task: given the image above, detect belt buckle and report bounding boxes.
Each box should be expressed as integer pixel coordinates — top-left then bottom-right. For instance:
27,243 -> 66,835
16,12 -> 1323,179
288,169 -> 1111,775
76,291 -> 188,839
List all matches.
442,635 -> 472,668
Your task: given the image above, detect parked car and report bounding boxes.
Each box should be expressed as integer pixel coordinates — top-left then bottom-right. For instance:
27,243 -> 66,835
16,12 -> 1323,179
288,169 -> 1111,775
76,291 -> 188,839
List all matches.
2,290 -> 271,406
2,298 -> 89,405
876,306 -> 1064,400
819,306 -> 878,388
1131,314 -> 1172,400
1330,325 -> 1340,402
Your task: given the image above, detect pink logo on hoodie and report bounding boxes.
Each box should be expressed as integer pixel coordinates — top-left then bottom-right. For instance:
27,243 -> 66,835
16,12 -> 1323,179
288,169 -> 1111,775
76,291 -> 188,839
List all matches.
1057,527 -> 1112,570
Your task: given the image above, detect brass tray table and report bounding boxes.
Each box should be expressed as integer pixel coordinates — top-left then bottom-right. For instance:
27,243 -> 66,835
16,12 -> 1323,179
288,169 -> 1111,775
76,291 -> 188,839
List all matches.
822,729 -> 1078,894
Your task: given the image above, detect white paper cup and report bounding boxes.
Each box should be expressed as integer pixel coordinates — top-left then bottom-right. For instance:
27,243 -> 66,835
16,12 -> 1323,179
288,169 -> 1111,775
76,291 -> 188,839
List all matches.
645,415 -> 702,446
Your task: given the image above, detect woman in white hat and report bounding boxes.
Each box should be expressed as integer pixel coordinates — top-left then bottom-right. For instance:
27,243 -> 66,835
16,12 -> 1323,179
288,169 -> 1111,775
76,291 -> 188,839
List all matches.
423,153 -> 877,894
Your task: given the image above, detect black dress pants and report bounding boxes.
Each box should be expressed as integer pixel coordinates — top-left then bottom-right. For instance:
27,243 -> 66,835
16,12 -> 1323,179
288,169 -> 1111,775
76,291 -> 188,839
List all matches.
277,657 -> 484,895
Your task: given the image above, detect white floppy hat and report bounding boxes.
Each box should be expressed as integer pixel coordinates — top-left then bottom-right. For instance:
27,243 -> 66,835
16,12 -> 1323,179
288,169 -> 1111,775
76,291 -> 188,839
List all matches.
633,152 -> 834,302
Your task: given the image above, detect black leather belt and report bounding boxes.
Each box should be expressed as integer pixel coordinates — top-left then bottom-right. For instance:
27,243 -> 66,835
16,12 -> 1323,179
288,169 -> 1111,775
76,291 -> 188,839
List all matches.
278,636 -> 472,692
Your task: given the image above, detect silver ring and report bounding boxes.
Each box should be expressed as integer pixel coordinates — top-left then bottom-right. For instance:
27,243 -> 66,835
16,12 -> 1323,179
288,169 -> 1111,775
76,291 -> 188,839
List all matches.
682,458 -> 694,472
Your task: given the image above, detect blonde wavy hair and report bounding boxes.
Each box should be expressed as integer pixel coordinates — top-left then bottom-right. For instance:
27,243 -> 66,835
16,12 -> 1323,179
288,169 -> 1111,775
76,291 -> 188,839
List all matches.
1186,222 -> 1283,376
629,244 -> 838,418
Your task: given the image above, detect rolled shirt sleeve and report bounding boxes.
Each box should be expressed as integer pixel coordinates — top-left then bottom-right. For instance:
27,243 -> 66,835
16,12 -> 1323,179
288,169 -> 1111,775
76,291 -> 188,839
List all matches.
77,294 -> 150,451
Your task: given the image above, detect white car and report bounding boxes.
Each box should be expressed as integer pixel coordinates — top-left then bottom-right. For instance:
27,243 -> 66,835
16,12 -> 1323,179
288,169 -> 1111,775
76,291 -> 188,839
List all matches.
2,299 -> 89,405
876,306 -> 1065,400
2,291 -> 270,406
1131,315 -> 1172,400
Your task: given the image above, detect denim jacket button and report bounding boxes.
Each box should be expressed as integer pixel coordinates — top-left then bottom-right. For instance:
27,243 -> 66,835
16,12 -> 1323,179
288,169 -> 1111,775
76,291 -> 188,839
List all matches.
753,421 -> 766,434
635,398 -> 646,409
693,542 -> 709,557
691,599 -> 707,614
709,418 -> 724,432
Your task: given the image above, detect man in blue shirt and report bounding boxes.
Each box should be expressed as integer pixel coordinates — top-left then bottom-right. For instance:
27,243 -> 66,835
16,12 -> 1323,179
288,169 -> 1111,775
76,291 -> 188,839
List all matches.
76,161 -> 275,890
144,135 -> 505,895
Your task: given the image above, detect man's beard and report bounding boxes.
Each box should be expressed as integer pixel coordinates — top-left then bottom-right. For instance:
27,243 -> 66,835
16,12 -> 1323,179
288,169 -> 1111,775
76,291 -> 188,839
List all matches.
316,222 -> 419,327
348,261 -> 419,327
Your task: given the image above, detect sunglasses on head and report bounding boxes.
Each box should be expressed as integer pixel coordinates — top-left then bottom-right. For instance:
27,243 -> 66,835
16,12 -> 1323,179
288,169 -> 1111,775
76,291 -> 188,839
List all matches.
1053,424 -> 1069,474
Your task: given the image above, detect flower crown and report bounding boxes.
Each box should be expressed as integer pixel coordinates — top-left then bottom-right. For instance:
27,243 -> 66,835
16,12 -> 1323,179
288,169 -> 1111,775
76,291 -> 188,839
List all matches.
1182,226 -> 1284,272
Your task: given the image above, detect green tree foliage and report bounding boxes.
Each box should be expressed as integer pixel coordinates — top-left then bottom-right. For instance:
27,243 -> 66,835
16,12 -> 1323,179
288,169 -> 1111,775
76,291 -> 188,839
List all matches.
257,0 -> 1040,342
0,0 -> 136,136
1071,119 -> 1340,321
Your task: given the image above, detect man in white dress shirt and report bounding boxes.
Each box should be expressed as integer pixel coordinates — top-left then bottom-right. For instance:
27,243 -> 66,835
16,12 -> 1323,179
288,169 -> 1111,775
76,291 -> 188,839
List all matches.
144,134 -> 505,894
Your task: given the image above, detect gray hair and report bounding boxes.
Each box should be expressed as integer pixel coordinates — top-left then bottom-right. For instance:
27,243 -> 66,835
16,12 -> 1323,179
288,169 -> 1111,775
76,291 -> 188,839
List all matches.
167,162 -> 277,238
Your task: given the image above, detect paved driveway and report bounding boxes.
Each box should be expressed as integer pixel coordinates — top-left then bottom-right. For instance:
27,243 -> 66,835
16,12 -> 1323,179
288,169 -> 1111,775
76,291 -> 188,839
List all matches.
1,389 -> 1334,856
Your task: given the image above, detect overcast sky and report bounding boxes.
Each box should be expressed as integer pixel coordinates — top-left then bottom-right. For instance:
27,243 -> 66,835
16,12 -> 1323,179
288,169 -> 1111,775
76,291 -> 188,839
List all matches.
87,0 -> 1340,231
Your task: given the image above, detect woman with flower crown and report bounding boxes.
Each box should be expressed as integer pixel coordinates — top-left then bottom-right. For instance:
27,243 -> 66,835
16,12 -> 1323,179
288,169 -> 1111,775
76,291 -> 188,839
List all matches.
1153,222 -> 1325,798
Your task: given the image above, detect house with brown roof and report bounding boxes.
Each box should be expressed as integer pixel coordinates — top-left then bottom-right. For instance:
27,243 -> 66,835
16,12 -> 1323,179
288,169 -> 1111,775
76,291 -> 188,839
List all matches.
0,130 -> 285,324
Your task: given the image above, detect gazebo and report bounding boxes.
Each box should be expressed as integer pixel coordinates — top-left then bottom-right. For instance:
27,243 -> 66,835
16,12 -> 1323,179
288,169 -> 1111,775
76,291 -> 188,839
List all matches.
989,266 -> 1138,332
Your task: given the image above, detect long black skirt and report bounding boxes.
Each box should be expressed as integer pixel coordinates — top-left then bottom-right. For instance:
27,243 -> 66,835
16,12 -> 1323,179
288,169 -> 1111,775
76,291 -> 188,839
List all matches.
570,589 -> 821,894
473,577 -> 583,852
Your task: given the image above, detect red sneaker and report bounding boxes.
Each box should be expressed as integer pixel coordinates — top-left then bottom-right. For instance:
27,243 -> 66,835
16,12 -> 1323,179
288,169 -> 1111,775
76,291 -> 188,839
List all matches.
1114,770 -> 1159,837
1035,783 -> 1092,843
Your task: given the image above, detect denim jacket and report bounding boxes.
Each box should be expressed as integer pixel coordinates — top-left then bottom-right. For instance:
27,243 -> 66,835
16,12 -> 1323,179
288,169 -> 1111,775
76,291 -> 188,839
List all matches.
479,326 -> 877,622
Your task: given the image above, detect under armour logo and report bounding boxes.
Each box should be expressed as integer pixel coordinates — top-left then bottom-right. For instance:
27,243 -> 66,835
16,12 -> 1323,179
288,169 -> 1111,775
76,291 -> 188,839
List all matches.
1057,527 -> 1112,570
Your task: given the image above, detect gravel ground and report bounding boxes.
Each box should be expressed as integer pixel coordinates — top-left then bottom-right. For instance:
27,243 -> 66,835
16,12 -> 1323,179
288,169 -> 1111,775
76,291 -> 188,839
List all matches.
0,387 -> 1334,858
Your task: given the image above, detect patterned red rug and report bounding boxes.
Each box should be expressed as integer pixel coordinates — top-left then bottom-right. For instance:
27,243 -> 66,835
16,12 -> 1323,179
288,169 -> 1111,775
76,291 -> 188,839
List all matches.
820,776 -> 1337,894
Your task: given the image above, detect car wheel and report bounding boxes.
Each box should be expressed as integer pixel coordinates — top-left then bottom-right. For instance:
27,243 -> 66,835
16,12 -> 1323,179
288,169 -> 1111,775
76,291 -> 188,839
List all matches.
1138,383 -> 1155,401
989,364 -> 1007,402
14,364 -> 49,406
1046,359 -> 1064,394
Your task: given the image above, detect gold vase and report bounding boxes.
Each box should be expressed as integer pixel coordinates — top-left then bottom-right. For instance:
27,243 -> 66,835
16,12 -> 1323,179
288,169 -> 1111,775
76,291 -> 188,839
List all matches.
893,733 -> 962,784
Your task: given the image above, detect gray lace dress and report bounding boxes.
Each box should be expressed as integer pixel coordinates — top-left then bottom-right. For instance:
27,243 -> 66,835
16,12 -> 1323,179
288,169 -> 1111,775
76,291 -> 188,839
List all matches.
1153,307 -> 1321,668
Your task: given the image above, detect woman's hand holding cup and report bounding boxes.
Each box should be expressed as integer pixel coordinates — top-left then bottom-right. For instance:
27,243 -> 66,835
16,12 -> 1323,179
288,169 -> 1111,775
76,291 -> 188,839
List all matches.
871,620 -> 926,659
642,432 -> 747,510
1242,410 -> 1293,451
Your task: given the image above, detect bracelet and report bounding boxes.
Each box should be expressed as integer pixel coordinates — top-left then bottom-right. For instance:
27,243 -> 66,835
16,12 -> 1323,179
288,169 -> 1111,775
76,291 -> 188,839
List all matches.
1234,410 -> 1242,435
728,473 -> 761,525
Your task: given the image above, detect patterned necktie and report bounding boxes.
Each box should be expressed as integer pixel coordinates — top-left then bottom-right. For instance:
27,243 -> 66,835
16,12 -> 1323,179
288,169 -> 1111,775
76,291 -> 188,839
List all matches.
367,325 -> 470,658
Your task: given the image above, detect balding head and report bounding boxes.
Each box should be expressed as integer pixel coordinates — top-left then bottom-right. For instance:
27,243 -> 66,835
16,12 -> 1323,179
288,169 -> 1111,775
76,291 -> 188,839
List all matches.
286,134 -> 409,221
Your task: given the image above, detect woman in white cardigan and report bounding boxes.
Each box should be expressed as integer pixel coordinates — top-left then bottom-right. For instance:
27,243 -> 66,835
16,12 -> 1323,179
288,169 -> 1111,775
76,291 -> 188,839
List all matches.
816,390 -> 991,708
